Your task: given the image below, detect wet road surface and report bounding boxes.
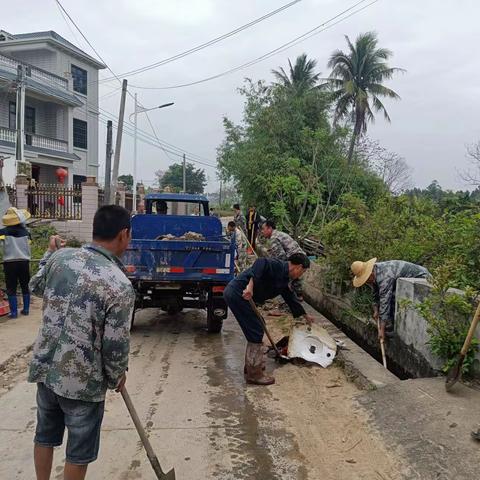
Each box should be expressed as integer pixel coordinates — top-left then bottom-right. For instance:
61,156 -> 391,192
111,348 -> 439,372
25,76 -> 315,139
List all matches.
0,307 -> 404,479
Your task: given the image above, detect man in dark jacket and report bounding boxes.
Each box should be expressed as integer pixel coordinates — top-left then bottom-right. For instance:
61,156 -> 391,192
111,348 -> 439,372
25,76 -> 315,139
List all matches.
224,253 -> 312,385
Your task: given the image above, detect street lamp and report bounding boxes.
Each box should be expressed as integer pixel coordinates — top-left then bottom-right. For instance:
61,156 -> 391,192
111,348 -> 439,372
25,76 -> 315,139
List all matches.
130,94 -> 174,212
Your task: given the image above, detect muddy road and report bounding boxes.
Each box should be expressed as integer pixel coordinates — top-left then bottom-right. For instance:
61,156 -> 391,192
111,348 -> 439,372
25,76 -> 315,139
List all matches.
0,308 -> 407,479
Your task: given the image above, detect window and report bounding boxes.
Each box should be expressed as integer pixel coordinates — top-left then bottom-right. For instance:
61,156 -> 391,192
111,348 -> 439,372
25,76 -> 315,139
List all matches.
73,119 -> 87,149
71,65 -> 87,95
9,102 -> 35,133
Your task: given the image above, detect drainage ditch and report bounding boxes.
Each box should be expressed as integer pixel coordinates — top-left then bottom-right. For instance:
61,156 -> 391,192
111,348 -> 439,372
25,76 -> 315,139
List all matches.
304,289 -> 438,381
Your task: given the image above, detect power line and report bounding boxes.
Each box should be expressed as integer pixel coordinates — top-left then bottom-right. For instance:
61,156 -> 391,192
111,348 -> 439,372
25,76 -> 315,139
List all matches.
54,0 -> 216,169
96,0 -> 303,84
128,0 -> 377,91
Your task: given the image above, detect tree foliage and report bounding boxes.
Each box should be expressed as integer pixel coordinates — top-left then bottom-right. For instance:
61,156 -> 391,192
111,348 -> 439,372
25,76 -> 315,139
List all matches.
157,162 -> 207,194
323,32 -> 405,163
118,174 -> 133,190
272,53 -> 320,95
217,79 -> 385,237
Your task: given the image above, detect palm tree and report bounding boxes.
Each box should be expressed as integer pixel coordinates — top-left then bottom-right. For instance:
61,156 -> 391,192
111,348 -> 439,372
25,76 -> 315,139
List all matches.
324,32 -> 405,163
272,53 -> 320,94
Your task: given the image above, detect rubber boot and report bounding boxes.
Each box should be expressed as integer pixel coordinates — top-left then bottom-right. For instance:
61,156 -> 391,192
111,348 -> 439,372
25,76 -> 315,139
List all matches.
21,294 -> 30,316
8,295 -> 18,319
245,342 -> 275,385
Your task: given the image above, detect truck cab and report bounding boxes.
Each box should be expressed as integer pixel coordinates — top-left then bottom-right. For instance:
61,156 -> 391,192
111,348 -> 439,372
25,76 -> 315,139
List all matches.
123,193 -> 235,332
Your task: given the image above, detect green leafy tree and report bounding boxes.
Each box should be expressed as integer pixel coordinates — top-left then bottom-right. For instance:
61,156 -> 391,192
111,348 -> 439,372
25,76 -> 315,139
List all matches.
324,32 -> 404,163
118,174 -> 133,190
272,53 -> 320,95
157,162 -> 207,194
217,78 -> 385,236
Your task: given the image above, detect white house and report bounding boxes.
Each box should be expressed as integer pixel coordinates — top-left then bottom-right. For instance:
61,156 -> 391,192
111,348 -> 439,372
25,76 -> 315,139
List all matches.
0,29 -> 105,186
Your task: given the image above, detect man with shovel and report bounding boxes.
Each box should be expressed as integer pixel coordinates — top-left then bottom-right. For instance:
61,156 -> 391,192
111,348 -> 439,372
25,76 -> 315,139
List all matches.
28,205 -> 135,480
224,253 -> 313,385
351,258 -> 431,340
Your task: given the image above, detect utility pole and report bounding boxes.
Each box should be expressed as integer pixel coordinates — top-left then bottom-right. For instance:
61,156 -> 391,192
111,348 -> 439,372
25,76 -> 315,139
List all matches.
130,97 -> 174,210
133,93 -> 138,211
15,65 -> 26,167
219,179 -> 223,205
104,120 -> 113,205
182,153 -> 186,193
110,79 -> 128,204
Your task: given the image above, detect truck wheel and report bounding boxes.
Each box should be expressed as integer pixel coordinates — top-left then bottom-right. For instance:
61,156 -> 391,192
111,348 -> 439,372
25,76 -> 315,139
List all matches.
207,309 -> 223,334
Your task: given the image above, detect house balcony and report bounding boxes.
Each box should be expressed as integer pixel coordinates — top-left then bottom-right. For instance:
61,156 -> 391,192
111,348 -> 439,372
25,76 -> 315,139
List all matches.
0,126 -> 78,161
0,53 -> 83,107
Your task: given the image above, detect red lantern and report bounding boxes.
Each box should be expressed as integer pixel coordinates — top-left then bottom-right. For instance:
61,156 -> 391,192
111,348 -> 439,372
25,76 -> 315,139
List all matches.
56,167 -> 68,206
55,167 -> 68,184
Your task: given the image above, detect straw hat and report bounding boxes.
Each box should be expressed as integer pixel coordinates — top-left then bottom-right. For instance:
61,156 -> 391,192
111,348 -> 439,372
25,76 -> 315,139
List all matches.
2,207 -> 31,227
351,258 -> 377,287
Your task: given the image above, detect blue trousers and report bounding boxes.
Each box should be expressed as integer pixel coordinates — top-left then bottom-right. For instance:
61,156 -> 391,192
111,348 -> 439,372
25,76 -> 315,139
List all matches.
224,284 -> 264,343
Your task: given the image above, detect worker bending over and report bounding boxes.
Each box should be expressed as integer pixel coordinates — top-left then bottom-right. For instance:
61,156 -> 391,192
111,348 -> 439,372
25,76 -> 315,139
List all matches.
224,254 -> 312,385
351,258 -> 431,339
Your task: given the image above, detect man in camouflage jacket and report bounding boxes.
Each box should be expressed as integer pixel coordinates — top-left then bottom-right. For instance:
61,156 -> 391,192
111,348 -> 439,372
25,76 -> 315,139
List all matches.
28,205 -> 135,480
261,220 -> 306,299
351,258 -> 431,339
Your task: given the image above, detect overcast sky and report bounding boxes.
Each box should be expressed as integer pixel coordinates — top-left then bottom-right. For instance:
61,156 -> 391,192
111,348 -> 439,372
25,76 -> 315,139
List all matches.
3,0 -> 480,191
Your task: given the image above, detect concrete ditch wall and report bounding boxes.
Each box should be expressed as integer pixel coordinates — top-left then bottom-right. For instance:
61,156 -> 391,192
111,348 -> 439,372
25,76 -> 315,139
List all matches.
302,262 -> 480,378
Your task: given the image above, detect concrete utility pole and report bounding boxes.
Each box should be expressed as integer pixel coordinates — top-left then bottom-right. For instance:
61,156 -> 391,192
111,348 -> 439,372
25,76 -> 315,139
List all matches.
182,153 -> 186,193
133,93 -> 138,210
104,120 -> 113,205
15,65 -> 26,165
110,79 -> 128,204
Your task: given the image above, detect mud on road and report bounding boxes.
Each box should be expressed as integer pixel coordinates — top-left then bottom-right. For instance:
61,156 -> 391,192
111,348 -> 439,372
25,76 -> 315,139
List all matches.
0,307 -> 408,479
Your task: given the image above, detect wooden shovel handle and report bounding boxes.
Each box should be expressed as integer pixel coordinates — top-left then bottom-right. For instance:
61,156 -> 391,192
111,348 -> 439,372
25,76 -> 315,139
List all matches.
121,388 -> 157,460
461,302 -> 480,356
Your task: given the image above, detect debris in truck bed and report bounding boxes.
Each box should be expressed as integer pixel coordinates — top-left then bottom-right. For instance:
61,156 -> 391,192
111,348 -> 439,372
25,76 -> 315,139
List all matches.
156,231 -> 205,241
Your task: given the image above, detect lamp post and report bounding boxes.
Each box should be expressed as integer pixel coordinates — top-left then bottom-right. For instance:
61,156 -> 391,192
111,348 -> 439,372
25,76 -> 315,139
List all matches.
130,94 -> 174,212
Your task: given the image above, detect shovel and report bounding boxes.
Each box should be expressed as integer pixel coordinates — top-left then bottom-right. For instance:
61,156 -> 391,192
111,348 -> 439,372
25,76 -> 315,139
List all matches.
121,388 -> 176,480
376,318 -> 388,369
445,301 -> 480,392
248,298 -> 290,362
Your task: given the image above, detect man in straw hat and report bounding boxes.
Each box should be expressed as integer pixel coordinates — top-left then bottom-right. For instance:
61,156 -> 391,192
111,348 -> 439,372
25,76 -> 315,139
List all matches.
351,258 -> 431,339
0,207 -> 32,318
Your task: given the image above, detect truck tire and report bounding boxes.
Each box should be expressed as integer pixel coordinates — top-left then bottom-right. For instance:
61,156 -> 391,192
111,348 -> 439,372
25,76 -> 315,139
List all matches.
207,308 -> 223,333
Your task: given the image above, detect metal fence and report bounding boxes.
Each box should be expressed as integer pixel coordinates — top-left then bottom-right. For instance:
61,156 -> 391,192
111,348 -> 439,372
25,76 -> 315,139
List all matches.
26,185 -> 82,220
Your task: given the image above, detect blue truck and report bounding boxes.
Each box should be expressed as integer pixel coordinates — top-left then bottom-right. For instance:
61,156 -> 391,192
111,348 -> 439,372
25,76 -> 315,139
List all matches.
122,193 -> 235,332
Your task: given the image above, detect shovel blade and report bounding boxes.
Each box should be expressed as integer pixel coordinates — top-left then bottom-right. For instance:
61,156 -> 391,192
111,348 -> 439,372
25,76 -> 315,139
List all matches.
149,455 -> 176,480
445,355 -> 464,392
162,468 -> 176,480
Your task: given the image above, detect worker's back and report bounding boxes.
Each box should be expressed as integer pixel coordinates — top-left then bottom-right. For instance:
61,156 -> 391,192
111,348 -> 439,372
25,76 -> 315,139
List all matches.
28,245 -> 134,401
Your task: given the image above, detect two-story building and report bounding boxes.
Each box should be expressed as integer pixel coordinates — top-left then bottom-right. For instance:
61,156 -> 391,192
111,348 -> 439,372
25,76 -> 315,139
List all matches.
0,29 -> 105,186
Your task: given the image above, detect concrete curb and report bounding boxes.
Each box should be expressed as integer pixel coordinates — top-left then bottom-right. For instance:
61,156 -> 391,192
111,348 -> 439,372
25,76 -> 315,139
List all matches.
303,287 -> 399,391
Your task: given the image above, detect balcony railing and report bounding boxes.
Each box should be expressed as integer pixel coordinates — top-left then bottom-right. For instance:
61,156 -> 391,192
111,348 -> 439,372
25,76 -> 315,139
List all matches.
0,52 -> 68,91
29,133 -> 68,152
0,126 -> 68,153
